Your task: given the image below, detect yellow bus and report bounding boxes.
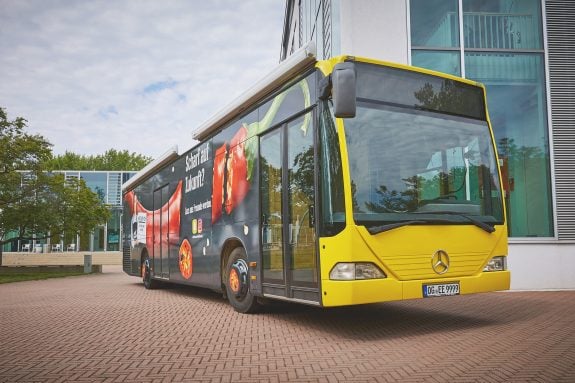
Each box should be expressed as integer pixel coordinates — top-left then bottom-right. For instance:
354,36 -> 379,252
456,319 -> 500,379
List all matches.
122,42 -> 509,312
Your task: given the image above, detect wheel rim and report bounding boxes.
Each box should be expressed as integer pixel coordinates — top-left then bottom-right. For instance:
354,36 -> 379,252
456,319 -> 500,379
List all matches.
229,269 -> 240,293
229,258 -> 248,299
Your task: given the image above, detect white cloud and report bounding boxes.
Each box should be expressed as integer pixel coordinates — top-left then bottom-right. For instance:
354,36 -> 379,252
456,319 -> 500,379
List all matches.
0,0 -> 285,158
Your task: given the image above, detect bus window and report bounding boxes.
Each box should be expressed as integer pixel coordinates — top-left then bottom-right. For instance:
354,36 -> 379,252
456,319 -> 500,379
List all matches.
319,101 -> 345,236
344,102 -> 503,225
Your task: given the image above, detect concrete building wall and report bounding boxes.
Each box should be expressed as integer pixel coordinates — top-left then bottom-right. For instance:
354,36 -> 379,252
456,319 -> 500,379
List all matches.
509,244 -> 575,290
340,0 -> 410,64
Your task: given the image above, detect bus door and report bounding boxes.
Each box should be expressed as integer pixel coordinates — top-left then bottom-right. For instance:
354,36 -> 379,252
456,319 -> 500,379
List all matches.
153,184 -> 170,279
260,112 -> 319,303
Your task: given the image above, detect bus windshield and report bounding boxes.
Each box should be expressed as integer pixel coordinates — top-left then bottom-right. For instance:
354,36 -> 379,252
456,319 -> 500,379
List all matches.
343,63 -> 504,230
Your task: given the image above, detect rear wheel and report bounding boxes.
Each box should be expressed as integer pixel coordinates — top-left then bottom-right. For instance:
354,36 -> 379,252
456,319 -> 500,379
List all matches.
142,253 -> 159,289
225,247 -> 259,313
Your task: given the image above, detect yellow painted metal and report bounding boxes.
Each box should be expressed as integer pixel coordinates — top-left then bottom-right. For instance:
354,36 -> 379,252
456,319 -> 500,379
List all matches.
315,54 -> 483,86
315,55 -> 509,307
319,224 -> 509,307
322,270 -> 510,307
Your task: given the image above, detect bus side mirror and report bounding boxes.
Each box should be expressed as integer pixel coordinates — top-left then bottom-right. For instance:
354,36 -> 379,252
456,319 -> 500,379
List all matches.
332,62 -> 356,118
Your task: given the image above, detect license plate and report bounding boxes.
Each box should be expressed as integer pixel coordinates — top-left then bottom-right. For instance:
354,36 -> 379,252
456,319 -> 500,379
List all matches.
423,282 -> 460,297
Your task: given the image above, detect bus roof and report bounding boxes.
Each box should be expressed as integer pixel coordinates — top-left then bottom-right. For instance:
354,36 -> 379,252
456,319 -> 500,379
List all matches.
192,41 -> 317,141
121,146 -> 179,192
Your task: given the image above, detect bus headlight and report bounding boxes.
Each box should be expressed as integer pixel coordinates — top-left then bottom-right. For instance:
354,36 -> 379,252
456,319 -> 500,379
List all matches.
330,262 -> 386,280
483,256 -> 507,272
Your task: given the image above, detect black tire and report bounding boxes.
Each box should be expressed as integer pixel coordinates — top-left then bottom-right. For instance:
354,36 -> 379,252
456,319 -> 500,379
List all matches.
225,247 -> 259,313
142,253 -> 159,290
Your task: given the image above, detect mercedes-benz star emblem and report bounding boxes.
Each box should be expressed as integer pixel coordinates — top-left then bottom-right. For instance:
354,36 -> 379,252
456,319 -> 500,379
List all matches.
431,250 -> 450,275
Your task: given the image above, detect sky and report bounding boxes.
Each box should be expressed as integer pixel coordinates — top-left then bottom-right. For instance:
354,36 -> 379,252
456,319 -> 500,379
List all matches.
0,0 -> 286,159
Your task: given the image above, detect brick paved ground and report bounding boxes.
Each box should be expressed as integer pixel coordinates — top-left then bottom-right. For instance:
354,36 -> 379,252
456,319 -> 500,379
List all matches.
0,266 -> 574,383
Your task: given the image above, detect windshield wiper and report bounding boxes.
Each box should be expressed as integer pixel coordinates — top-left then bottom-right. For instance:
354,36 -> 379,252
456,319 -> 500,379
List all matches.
368,219 -> 446,235
367,212 -> 495,235
412,211 -> 495,233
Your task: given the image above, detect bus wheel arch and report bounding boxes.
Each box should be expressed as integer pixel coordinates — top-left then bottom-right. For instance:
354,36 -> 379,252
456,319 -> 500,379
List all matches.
220,238 -> 243,291
221,241 -> 259,313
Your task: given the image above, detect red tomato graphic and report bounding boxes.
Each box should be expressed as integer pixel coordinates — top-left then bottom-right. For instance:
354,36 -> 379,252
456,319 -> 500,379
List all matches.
225,125 -> 250,215
178,238 -> 193,279
125,181 -> 182,253
212,143 -> 227,222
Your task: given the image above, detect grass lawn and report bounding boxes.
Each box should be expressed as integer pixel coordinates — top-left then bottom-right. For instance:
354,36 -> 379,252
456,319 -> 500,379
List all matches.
0,268 -> 92,284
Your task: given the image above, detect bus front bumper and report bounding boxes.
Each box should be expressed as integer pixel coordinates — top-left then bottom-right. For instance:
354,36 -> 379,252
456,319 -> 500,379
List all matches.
321,271 -> 510,307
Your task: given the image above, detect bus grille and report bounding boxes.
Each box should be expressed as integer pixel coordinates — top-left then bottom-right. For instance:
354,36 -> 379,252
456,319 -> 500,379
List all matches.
384,251 -> 488,280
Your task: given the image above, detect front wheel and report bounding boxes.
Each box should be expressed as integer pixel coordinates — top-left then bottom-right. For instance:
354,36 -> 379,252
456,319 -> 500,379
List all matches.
225,247 -> 259,313
142,253 -> 159,290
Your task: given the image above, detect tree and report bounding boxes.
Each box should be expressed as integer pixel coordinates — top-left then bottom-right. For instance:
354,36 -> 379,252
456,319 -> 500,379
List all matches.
365,176 -> 421,213
291,146 -> 314,198
47,149 -> 152,171
413,79 -> 479,117
0,107 -> 52,209
1,107 -> 53,263
0,107 -> 110,263
2,173 -> 110,244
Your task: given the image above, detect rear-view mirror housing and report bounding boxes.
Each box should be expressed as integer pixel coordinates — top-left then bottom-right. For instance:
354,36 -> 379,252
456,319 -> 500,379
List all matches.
332,62 -> 357,118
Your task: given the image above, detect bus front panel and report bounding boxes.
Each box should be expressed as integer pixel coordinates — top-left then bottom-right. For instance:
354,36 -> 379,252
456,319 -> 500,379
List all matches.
318,59 -> 509,307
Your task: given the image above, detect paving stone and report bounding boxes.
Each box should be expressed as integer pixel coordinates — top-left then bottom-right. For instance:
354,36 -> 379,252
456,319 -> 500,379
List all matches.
0,266 -> 574,382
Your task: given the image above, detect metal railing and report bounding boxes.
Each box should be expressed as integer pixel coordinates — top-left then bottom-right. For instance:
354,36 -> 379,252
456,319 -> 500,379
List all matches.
463,12 -> 540,50
427,12 -> 540,50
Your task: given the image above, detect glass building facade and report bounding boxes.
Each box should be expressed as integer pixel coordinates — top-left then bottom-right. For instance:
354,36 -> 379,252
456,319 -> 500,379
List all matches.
281,0 -> 340,61
410,0 -> 553,237
281,0 -> 559,239
2,170 -> 136,252
63,170 -> 136,251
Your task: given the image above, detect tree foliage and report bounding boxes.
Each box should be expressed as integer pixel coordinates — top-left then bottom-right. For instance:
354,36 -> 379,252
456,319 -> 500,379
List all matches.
2,173 -> 110,241
413,79 -> 479,116
0,108 -> 52,209
47,149 -> 152,171
0,107 -> 111,252
364,176 -> 421,214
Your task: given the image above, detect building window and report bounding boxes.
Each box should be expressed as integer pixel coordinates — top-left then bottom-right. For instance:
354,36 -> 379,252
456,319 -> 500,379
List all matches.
107,172 -> 122,206
80,172 -> 107,202
466,52 -> 553,237
412,51 -> 461,76
411,0 -> 460,48
107,208 -> 122,251
410,0 -> 553,237
411,0 -> 461,76
281,0 -> 339,61
462,0 -> 543,50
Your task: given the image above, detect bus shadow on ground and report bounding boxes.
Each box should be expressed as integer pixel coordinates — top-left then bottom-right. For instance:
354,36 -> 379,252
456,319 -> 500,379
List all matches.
255,294 -> 546,341
130,279 -> 547,341
130,279 -> 228,304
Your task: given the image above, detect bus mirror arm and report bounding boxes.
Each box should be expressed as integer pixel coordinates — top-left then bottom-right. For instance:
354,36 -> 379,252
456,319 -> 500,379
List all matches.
318,62 -> 356,118
319,76 -> 331,101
